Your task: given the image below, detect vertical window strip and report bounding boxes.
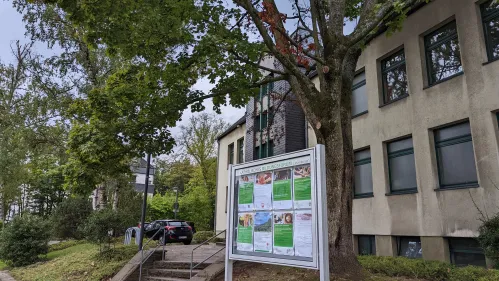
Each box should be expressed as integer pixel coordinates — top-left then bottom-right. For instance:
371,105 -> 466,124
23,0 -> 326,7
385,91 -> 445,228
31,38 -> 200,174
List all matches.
381,49 -> 408,104
481,0 -> 499,61
387,138 -> 417,194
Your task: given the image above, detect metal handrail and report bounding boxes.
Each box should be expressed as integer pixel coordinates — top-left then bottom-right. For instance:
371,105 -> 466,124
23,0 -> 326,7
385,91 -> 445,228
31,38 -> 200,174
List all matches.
190,230 -> 226,278
138,228 -> 167,281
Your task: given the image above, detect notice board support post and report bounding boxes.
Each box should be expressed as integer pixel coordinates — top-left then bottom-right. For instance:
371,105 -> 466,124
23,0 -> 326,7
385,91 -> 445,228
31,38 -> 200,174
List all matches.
225,164 -> 234,281
316,144 -> 330,281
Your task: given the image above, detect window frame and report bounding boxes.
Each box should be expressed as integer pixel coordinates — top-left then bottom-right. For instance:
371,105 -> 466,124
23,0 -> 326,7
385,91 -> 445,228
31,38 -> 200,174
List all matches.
481,0 -> 499,62
424,21 -> 463,86
353,148 -> 374,199
434,122 -> 479,190
358,235 -> 376,256
237,137 -> 244,164
387,137 -> 418,195
397,236 -> 423,259
352,71 -> 368,118
381,49 -> 409,105
228,143 -> 234,168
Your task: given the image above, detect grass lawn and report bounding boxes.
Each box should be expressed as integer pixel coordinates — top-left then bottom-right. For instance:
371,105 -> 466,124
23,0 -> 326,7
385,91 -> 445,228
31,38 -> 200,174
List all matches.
216,262 -> 423,281
0,260 -> 7,270
10,243 -> 137,281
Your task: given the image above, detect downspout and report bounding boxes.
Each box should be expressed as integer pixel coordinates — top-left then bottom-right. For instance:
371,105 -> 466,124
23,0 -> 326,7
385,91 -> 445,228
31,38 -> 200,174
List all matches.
259,86 -> 263,159
213,139 -> 221,233
266,82 -> 271,156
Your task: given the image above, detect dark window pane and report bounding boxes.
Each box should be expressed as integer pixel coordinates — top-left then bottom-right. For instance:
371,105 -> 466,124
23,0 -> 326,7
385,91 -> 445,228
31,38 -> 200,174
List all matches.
482,0 -> 499,16
229,144 -> 234,165
355,163 -> 373,195
237,138 -> 244,164
427,38 -> 463,83
355,149 -> 371,161
353,72 -> 366,86
427,21 -> 458,46
398,237 -> 422,259
255,116 -> 260,131
485,17 -> 499,60
449,238 -> 486,267
435,122 -> 471,141
382,51 -> 405,70
358,236 -> 376,255
389,154 -> 417,191
437,141 -> 478,187
388,138 -> 414,153
352,83 -> 368,116
453,252 -> 487,267
383,64 -> 408,102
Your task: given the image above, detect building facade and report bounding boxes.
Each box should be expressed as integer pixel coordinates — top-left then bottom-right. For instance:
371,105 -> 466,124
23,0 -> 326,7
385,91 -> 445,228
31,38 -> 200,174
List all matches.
215,0 -> 499,267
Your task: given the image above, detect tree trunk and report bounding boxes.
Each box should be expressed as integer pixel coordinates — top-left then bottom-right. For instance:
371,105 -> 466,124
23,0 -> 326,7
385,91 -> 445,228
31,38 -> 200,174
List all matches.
96,184 -> 107,210
112,185 -> 119,210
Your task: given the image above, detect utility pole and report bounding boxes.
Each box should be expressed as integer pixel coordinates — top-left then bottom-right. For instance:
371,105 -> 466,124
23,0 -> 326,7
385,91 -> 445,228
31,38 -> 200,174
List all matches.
173,187 -> 179,219
138,154 -> 151,251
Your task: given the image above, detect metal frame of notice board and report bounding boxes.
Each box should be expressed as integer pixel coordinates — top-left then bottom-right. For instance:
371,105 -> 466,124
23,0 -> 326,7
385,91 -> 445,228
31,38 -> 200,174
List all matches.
225,144 -> 329,281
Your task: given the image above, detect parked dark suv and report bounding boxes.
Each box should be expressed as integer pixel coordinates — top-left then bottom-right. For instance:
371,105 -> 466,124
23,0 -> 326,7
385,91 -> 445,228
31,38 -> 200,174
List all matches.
144,220 -> 193,245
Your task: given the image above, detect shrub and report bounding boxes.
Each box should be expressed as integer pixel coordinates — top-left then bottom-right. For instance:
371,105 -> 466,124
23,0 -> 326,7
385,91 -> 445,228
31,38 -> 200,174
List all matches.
192,231 -> 215,244
358,255 -> 499,281
81,209 -> 124,251
50,197 -> 93,240
478,214 -> 499,267
0,214 -> 51,266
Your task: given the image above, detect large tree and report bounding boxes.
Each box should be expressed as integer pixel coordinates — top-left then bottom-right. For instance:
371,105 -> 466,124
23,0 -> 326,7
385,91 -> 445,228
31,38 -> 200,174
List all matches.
18,0 -> 428,277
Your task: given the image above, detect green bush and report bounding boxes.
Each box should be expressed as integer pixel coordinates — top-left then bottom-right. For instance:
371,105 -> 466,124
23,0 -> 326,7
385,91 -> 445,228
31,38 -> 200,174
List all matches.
81,209 -> 124,250
50,197 -> 93,240
478,214 -> 499,267
48,240 -> 86,252
0,214 -> 51,266
358,255 -> 499,281
193,231 -> 215,244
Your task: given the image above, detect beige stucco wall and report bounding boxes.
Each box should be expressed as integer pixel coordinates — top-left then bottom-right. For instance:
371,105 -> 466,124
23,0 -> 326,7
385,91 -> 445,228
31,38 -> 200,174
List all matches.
215,123 -> 246,233
308,0 -> 499,239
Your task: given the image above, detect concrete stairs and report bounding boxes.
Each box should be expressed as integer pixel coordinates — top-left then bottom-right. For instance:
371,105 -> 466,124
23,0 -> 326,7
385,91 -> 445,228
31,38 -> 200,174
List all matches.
144,260 -> 209,281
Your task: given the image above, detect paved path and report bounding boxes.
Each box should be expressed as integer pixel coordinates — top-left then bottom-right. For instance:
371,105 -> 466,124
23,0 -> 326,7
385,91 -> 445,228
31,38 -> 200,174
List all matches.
0,271 -> 15,281
163,243 -> 225,264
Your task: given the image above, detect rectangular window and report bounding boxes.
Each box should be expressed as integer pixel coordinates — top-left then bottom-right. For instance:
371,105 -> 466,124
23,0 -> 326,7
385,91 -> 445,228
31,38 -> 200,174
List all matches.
237,138 -> 244,164
481,0 -> 499,61
435,122 -> 478,189
255,114 -> 268,131
352,72 -> 368,117
397,236 -> 422,259
382,49 -> 408,103
228,143 -> 234,167
449,238 -> 486,267
255,141 -> 273,160
225,186 -> 228,213
354,149 -> 373,198
424,21 -> 463,86
261,82 -> 274,97
358,235 -> 376,255
387,137 -> 417,194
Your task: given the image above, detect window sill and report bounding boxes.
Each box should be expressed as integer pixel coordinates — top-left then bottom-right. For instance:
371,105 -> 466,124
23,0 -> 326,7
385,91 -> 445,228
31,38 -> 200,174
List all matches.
352,111 -> 368,119
379,94 -> 409,108
483,57 -> 499,66
354,193 -> 374,199
386,189 -> 418,196
423,72 -> 464,90
434,184 -> 479,191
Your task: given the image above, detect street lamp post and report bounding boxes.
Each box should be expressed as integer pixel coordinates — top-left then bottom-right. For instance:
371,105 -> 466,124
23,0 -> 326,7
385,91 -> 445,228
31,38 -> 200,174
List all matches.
173,187 -> 179,219
138,154 -> 151,251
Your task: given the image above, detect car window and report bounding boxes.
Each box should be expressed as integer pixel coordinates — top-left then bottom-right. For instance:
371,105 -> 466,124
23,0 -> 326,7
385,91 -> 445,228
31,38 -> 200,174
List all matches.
168,221 -> 188,227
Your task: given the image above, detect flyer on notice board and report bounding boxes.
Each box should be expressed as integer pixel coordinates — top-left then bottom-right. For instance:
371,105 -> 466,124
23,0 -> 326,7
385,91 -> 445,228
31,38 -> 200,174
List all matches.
254,212 -> 273,253
293,165 -> 312,209
272,169 -> 293,210
238,175 -> 255,211
273,212 -> 294,256
254,172 -> 272,210
237,213 -> 254,252
294,210 -> 313,257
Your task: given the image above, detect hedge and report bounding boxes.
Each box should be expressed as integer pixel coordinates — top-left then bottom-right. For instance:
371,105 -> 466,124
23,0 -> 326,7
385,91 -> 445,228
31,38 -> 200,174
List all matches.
358,255 -> 499,281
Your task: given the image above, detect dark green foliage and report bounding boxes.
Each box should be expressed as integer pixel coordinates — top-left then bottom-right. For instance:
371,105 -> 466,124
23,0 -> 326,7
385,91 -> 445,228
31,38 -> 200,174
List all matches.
50,197 -> 93,240
0,214 -> 51,266
192,231 -> 215,244
478,214 -> 499,267
358,255 -> 499,281
116,186 -> 143,232
81,209 -> 124,250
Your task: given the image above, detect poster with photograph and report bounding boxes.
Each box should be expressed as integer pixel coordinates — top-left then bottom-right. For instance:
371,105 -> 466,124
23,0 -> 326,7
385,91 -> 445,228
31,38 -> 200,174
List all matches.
273,212 -> 294,256
294,211 -> 313,257
272,169 -> 293,210
254,212 -> 272,253
254,172 -> 272,210
238,175 -> 255,211
237,213 -> 254,252
293,165 -> 312,209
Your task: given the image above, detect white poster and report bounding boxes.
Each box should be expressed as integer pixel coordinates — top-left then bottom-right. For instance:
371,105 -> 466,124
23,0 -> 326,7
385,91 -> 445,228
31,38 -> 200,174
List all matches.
294,211 -> 313,257
254,212 -> 272,253
254,172 -> 272,210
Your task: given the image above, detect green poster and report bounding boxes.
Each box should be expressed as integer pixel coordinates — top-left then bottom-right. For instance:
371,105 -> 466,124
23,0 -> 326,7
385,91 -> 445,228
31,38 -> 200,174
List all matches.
273,224 -> 293,247
237,213 -> 254,251
237,225 -> 253,244
294,177 -> 311,201
238,175 -> 254,211
273,179 -> 292,201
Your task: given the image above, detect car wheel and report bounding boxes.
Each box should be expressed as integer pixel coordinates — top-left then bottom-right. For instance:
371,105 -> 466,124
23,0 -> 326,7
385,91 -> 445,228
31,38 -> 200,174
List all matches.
183,240 -> 192,245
